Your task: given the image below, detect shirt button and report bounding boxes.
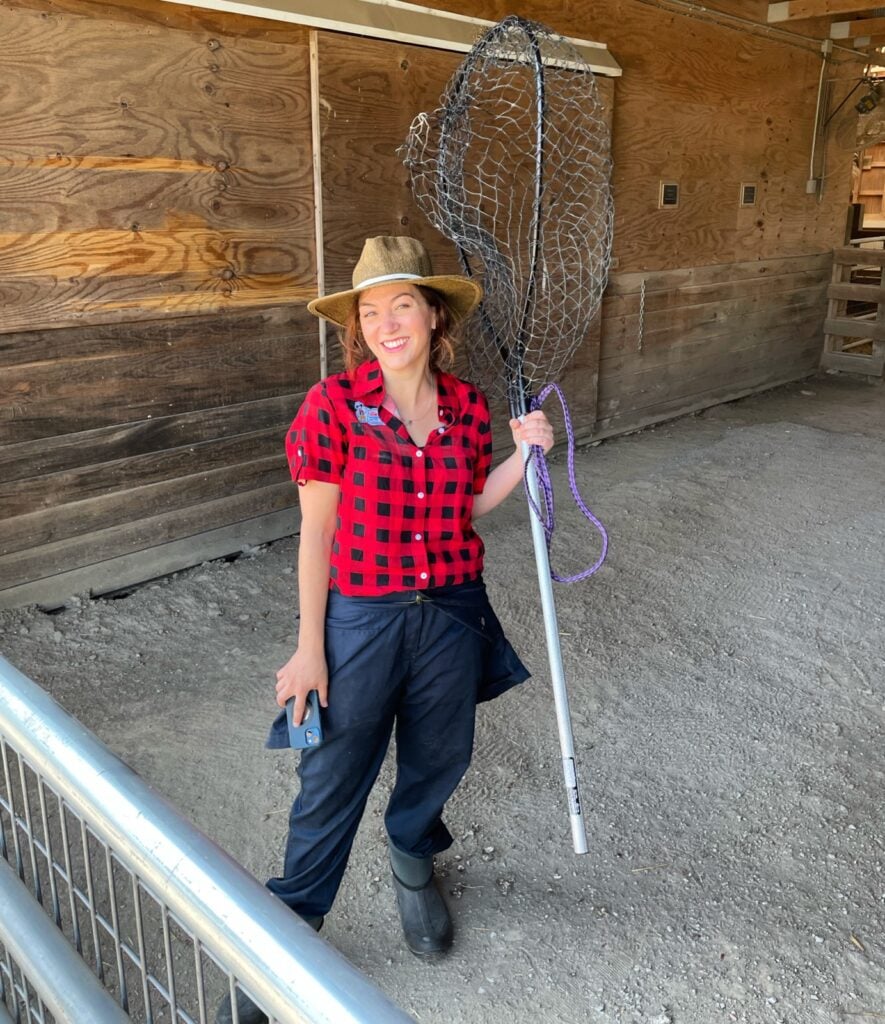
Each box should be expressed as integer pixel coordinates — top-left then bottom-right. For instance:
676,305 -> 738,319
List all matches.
417,491 -> 425,499
416,449 -> 423,457
419,572 -> 428,580
437,427 -> 445,434
415,533 -> 422,541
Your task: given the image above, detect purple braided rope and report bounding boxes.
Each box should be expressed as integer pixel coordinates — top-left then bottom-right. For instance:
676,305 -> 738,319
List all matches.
522,382 -> 608,583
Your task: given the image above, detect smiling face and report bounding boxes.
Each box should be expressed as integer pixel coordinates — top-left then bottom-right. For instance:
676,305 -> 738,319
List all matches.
357,282 -> 437,377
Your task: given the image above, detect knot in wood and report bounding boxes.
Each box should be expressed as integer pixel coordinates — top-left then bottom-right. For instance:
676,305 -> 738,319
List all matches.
220,268 -> 235,280
207,38 -> 221,50
215,160 -> 229,172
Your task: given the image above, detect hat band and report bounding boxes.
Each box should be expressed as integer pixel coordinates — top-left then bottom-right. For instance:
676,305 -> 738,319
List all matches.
354,271 -> 423,290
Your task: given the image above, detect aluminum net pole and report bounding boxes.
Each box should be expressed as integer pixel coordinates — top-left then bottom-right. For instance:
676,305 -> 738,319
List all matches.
520,441 -> 587,854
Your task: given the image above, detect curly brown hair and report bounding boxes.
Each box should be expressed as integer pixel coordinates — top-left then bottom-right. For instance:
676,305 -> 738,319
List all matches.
340,285 -> 458,375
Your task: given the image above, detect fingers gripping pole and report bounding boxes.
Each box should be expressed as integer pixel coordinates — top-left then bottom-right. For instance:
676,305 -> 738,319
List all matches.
520,439 -> 588,855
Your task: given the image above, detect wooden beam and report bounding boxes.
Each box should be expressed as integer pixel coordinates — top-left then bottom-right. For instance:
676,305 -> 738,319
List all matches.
159,0 -> 622,74
769,0 -> 885,22
831,14 -> 885,36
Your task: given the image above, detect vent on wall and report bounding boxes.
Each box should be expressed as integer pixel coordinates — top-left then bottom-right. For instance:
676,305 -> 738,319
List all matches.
740,183 -> 758,207
659,182 -> 679,208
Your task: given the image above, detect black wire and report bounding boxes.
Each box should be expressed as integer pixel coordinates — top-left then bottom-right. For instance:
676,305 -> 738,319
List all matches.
824,79 -> 867,126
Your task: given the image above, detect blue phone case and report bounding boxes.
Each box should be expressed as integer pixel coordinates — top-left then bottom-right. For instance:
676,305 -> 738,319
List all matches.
286,690 -> 323,749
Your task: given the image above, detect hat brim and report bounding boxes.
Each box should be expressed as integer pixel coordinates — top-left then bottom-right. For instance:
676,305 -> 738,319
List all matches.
307,275 -> 482,328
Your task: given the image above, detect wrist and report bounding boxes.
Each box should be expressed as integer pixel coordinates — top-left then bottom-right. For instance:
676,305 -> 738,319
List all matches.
296,629 -> 325,653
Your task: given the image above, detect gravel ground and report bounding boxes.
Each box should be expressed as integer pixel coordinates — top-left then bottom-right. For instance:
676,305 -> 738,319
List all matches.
2,371 -> 884,1024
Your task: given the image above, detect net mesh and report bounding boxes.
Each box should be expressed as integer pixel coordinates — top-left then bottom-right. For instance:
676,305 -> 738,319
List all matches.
402,16 -> 614,408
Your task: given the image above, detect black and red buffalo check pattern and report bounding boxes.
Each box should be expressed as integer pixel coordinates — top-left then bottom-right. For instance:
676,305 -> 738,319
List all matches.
286,360 -> 494,596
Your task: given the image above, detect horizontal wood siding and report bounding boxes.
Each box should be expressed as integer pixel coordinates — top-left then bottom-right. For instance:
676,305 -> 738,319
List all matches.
0,306 -> 318,603
0,0 -> 860,607
594,253 -> 831,435
0,0 -> 318,607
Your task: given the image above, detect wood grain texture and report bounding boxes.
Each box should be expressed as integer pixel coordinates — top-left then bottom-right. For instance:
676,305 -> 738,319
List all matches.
2,0 -> 310,40
0,481 -> 295,590
427,0 -> 857,272
0,455 -> 286,571
0,394 -> 296,483
0,306 -> 318,444
0,507 -> 298,609
594,255 -> 827,434
0,2 -> 314,332
315,30 -> 464,293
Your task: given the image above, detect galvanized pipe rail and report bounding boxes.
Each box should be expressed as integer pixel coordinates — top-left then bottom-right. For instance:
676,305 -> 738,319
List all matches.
0,653 -> 415,1024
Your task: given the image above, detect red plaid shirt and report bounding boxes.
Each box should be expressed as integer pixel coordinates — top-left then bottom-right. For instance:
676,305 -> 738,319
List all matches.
286,360 -> 494,596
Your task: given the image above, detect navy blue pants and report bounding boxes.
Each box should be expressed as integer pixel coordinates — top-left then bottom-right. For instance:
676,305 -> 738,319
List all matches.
265,580 -> 528,918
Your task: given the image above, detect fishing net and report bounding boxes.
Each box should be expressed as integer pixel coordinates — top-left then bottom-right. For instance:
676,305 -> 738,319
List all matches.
402,15 -> 614,411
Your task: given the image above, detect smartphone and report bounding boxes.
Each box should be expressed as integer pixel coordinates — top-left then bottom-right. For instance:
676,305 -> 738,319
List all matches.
286,690 -> 323,749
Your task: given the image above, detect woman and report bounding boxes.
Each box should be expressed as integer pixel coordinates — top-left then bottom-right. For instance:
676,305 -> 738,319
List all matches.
218,234 -> 553,1024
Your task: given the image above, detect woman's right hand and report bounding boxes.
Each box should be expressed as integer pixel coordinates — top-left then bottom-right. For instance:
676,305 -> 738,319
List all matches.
275,647 -> 329,724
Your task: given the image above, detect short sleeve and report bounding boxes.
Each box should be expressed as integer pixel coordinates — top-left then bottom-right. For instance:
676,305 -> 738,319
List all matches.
285,381 -> 347,486
472,389 -> 493,495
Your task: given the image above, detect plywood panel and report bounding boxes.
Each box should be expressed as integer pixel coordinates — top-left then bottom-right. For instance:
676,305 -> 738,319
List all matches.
316,30 -> 612,435
0,2 -> 314,332
315,30 -> 464,292
429,0 -> 856,272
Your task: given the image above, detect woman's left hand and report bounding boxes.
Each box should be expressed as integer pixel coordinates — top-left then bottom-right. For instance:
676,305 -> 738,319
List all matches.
509,411 -> 554,454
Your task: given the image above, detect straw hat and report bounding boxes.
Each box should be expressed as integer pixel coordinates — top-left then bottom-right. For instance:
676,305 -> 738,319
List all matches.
307,236 -> 482,328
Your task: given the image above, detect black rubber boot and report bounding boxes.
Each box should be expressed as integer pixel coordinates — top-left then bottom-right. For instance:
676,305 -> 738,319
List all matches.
388,842 -> 453,958
213,916 -> 323,1023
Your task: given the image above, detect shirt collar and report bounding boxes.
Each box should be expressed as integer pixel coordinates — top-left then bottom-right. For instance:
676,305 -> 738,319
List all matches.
350,359 -> 460,424
350,360 -> 385,401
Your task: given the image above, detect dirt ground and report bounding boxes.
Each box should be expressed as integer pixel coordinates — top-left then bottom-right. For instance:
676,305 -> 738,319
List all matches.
2,372 -> 884,1024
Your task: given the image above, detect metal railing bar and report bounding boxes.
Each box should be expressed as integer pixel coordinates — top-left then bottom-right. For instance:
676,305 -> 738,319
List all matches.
160,904 -> 178,1021
31,988 -> 47,1024
18,957 -> 31,1024
226,975 -> 240,1024
0,858 -> 128,1024
131,877 -> 154,1024
35,780 -> 61,928
78,817 -> 103,981
0,655 -> 415,1024
56,798 -> 83,957
0,802 -> 7,865
0,948 -> 12,1010
104,847 -> 128,1014
15,758 -> 41,905
0,739 -> 24,880
192,938 -> 207,1024
22,822 -> 336,1023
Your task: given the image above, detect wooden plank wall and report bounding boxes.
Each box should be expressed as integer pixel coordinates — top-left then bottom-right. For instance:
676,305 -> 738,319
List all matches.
596,253 -> 832,434
432,0 -> 859,439
0,0 -> 319,607
0,0 -> 862,607
315,31 -> 614,429
855,143 -> 885,222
